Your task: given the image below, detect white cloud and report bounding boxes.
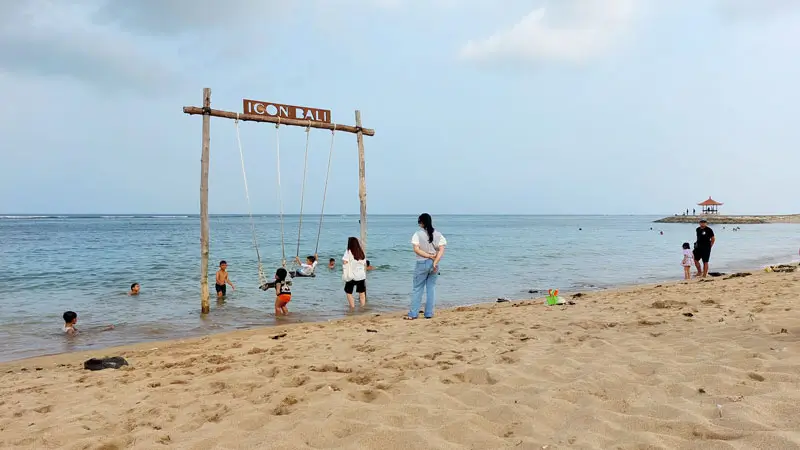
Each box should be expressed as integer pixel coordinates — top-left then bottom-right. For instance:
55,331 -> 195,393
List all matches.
459,0 -> 636,65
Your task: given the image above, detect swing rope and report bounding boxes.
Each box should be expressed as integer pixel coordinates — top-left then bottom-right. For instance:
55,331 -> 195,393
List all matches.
234,115 -> 268,286
275,118 -> 287,268
314,125 -> 336,254
293,125 -> 312,266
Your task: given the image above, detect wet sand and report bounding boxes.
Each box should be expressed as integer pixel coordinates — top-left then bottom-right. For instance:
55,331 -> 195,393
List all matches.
1,265 -> 799,449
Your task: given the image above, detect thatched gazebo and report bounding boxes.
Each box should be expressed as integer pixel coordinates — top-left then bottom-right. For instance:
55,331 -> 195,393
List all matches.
698,196 -> 723,215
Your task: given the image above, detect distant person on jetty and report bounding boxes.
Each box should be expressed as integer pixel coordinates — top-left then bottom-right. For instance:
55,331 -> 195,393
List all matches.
292,255 -> 318,277
693,219 -> 715,278
328,258 -> 336,270
342,237 -> 367,308
681,243 -> 693,280
406,213 -> 447,320
128,283 -> 140,296
215,260 -> 235,297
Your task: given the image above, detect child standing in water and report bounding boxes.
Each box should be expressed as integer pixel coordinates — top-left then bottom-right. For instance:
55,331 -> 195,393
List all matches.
215,260 -> 235,297
264,268 -> 292,315
681,242 -> 693,280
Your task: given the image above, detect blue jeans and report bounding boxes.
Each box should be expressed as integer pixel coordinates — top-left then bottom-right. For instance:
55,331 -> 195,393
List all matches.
408,259 -> 438,318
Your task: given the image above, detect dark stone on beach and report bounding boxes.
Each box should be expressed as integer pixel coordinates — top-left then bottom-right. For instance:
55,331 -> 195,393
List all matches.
271,333 -> 287,340
366,329 -> 378,333
572,293 -> 584,298
83,357 -> 128,371
724,272 -> 752,280
683,312 -> 694,317
698,388 -> 706,394
708,272 -> 726,277
496,298 -> 509,303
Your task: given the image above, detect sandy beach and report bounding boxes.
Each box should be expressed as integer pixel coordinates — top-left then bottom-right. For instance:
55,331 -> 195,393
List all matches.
2,266 -> 799,450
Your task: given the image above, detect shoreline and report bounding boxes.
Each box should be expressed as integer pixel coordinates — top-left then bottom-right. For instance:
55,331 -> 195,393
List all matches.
1,264 -> 798,448
2,257 -> 796,365
654,214 -> 800,224
1,262 -> 796,367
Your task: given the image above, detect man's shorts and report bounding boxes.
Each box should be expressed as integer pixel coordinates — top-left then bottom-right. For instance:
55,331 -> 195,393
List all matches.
215,283 -> 226,295
693,247 -> 711,263
344,279 -> 366,294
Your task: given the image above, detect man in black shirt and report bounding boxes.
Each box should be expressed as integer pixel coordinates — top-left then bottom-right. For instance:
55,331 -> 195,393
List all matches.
693,219 -> 715,277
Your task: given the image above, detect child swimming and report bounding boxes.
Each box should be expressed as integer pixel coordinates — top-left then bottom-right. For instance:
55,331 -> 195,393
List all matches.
63,311 -> 78,335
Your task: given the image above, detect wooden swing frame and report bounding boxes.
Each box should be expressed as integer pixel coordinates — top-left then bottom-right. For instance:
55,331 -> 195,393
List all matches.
183,88 -> 375,313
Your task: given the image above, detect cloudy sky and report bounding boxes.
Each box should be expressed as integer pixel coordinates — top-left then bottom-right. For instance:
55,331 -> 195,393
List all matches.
1,0 -> 798,215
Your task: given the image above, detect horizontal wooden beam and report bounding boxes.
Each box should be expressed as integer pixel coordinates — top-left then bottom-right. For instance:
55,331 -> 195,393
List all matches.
183,106 -> 375,136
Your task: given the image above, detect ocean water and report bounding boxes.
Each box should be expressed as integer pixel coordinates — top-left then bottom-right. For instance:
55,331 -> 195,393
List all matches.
1,214 -> 798,362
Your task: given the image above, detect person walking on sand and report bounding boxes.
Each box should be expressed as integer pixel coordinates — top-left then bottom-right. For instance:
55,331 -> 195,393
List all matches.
406,213 -> 446,320
693,219 -> 715,278
342,237 -> 367,308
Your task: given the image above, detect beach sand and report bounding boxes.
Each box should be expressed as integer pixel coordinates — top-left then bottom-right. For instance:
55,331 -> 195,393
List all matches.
2,267 -> 799,449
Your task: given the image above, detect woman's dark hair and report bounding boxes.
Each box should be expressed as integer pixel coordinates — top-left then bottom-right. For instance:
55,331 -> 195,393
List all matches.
276,267 -> 288,281
418,213 -> 434,243
682,242 -> 691,250
347,237 -> 365,261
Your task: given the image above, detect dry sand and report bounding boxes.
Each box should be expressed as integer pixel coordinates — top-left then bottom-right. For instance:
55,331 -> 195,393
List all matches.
2,267 -> 799,450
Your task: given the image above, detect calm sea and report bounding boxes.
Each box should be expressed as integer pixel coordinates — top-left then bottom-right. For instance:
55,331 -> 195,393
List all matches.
1,214 -> 798,362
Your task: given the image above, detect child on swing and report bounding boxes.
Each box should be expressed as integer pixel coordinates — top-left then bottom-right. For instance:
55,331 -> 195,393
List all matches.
263,267 -> 292,315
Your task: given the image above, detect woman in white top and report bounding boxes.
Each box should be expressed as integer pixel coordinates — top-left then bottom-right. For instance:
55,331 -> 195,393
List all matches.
342,237 -> 368,308
405,213 -> 446,319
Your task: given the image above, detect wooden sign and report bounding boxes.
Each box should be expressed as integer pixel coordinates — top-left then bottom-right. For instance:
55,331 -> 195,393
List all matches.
243,99 -> 331,124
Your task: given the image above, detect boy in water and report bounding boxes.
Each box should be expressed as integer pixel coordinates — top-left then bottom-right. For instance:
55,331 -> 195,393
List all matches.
63,311 -> 78,335
129,283 -> 140,296
328,258 -> 336,270
215,260 -> 235,297
292,254 -> 318,277
366,260 -> 375,271
62,311 -> 114,335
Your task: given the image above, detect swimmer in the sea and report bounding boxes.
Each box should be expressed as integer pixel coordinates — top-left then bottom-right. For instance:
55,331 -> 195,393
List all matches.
128,282 -> 140,296
63,311 -> 114,335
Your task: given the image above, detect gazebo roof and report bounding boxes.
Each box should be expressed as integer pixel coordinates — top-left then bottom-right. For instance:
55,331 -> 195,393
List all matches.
698,197 -> 723,206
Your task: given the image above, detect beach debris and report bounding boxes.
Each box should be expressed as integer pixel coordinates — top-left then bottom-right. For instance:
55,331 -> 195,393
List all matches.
366,329 -> 378,333
717,404 -> 723,418
528,289 -> 540,294
723,272 -> 752,280
682,312 -> 694,317
698,388 -> 706,394
708,272 -> 726,277
496,298 -> 510,303
767,264 -> 797,273
747,372 -> 765,382
571,293 -> 584,298
271,333 -> 287,340
780,328 -> 788,334
83,356 -> 128,371
652,300 -> 687,309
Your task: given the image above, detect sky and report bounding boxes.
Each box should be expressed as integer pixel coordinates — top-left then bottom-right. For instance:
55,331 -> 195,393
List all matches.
1,0 -> 799,215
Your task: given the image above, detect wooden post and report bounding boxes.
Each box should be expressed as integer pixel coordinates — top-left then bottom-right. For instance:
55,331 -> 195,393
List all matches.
200,88 -> 211,314
355,110 -> 367,254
